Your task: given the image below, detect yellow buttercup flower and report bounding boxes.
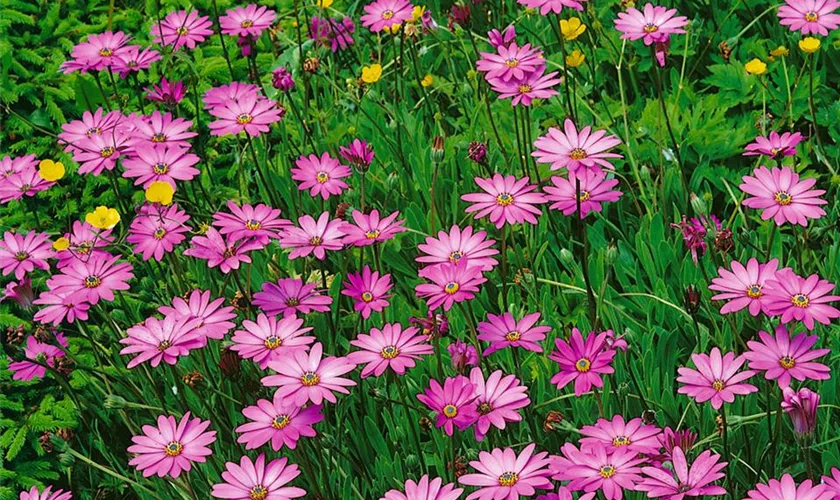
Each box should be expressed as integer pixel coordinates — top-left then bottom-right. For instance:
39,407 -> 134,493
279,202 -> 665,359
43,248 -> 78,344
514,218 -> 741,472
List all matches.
566,50 -> 586,68
745,58 -> 767,75
361,63 -> 383,83
53,237 -> 70,251
799,37 -> 820,53
560,17 -> 586,41
421,74 -> 434,87
145,181 -> 175,205
382,23 -> 402,35
86,206 -> 120,230
412,5 -> 425,21
317,0 -> 333,8
38,159 -> 65,182
770,46 -> 789,57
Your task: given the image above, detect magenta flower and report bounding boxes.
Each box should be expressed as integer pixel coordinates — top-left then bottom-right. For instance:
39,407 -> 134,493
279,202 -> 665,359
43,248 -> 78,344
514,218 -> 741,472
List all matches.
544,171 -> 623,218
58,108 -> 123,149
417,225 -> 498,271
469,367 -> 530,441
670,215 -> 721,264
381,475 -> 464,500
279,212 -> 346,260
262,343 -> 356,406
551,444 -> 644,500
127,203 -> 192,262
744,324 -> 830,388
781,386 -> 820,436
111,45 -> 161,77
415,261 -> 487,311
184,227 -> 262,273
119,315 -> 203,369
122,144 -> 200,188
614,3 -> 688,45
516,0 -> 587,15
157,289 -> 236,342
211,454 -> 306,500
417,375 -> 478,435
764,269 -> 840,330
151,10 -> 214,51
310,16 -> 356,52
0,231 -> 53,280
208,94 -> 284,137
361,0 -> 414,32
824,469 -> 840,499
46,253 -> 133,305
291,152 -> 352,200
61,31 -> 131,73
348,323 -> 433,378
230,313 -> 314,369
212,201 -> 290,244
677,348 -> 758,409
253,278 -> 333,317
130,111 -> 196,149
341,266 -> 393,319
71,129 -> 132,176
342,209 -> 407,247
459,443 -> 552,499
476,43 -> 544,82
17,486 -> 72,500
8,333 -> 67,381
0,167 -> 54,203
203,82 -> 260,110
145,79 -> 185,106
740,166 -> 827,226
744,131 -> 804,159
219,4 -> 277,37
127,412 -> 216,478
778,0 -> 840,35
709,258 -> 780,316
462,174 -> 547,229
490,70 -> 561,107
55,221 -> 112,268
33,291 -> 91,326
1,154 -> 37,178
745,474 -> 833,500
339,138 -> 374,171
549,328 -> 616,396
477,312 -> 550,356
657,427 -> 698,462
2,277 -> 33,310
236,391 -> 323,451
449,339 -> 479,372
580,415 -> 662,455
637,447 -> 727,500
533,119 -> 623,175
488,25 -> 517,50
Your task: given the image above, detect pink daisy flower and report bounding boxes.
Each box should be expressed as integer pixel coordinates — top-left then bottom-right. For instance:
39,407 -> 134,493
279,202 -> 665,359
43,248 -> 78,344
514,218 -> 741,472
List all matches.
657,427 -> 698,462
61,31 -> 131,73
533,119 -> 623,175
824,469 -> 840,499
46,253 -> 134,305
1,154 -> 38,180
348,323 -> 433,378
361,0 -> 415,32
208,93 -> 284,137
782,386 -> 820,436
279,212 -> 346,260
551,444 -> 645,500
778,0 -> 840,35
416,225 -> 499,271
614,3 -> 689,45
459,443 -> 552,499
417,375 -> 478,435
0,168 -> 53,204
203,82 -> 261,110
212,201 -> 290,245
55,221 -> 112,268
709,258 -> 780,316
130,111 -> 196,149
291,152 -> 352,200
2,276 -> 33,310
33,290 -> 91,326
145,78 -> 185,106
415,261 -> 488,311
230,313 -> 315,369
488,25 -> 517,49
158,289 -> 237,342
59,108 -> 123,149
211,454 -> 306,500
476,43 -> 545,82
262,342 -> 357,406
743,131 -> 804,159
341,266 -> 393,319
381,474 -> 464,500
490,70 -> 561,107
548,328 -> 616,396
579,415 -> 662,455
449,340 -> 479,372
462,174 -> 547,229
764,269 -> 840,330
17,486 -> 72,500
219,4 -> 277,37
126,203 -> 192,261
71,129 -> 132,176
342,209 -> 407,247
127,412 -> 216,478
184,227 -> 263,274
111,45 -> 161,78
236,391 -> 323,450
119,315 -> 203,369
676,348 -> 758,409
151,10 -> 214,51
739,166 -> 827,226
253,278 -> 333,317
477,312 -> 550,356
0,231 -> 53,280
516,0 -> 587,15
9,333 -> 68,381
544,171 -> 623,218
122,144 -> 200,188
744,324 -> 830,388
745,474 -> 833,500
637,447 -> 727,500
310,16 -> 357,53
339,138 -> 374,171
469,367 -> 530,441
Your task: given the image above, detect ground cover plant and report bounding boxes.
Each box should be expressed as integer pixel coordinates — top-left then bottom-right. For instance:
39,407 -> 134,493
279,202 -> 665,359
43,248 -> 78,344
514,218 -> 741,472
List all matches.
2,0 -> 840,498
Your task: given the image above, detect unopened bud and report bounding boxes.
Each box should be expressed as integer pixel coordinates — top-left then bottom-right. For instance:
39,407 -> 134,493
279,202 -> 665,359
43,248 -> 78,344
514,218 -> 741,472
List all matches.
104,395 -> 127,409
431,135 -> 445,163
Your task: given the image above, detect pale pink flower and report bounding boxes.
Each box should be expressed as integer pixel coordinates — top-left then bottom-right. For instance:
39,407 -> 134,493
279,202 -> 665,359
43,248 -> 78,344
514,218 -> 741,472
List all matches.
743,131 -> 804,159
416,225 -> 499,271
127,412 -> 216,478
348,323 -> 433,377
342,210 -> 407,246
544,171 -> 623,218
183,227 -> 263,273
676,348 -> 758,409
476,43 -> 544,82
230,313 -> 314,369
253,278 -> 333,317
469,367 -> 530,441
636,447 -> 727,500
415,261 -> 487,311
490,70 -> 561,107
764,269 -> 840,330
17,486 -> 72,500
551,444 -> 645,500
745,474 -> 833,500
381,475 -> 464,500
341,266 -> 393,319
291,152 -> 352,200
219,4 -> 277,37
614,3 -> 689,45
579,415 -> 662,455
461,174 -> 547,229
739,166 -> 827,226
151,10 -> 214,51
778,0 -> 840,36
211,454 -> 306,500
533,119 -> 623,175
236,391 -> 323,450
417,375 -> 478,435
0,231 -> 53,280
279,212 -> 346,260
516,0 -> 588,16
119,315 -> 203,369
122,144 -> 200,188
744,324 -> 830,388
459,443 -> 553,499
709,258 -> 780,316
477,312 -> 550,356
361,0 -> 415,32
212,201 -> 290,244
157,289 -> 237,342
262,343 -> 357,406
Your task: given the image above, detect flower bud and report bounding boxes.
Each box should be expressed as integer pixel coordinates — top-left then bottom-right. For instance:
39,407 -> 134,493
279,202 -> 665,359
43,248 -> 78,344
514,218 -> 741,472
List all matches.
104,395 -> 127,409
689,193 -> 707,216
684,285 -> 701,315
431,135 -> 445,163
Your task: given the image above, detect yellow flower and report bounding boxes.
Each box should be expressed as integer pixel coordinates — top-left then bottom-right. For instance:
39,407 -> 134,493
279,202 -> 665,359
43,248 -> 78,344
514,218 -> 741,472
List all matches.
799,37 -> 820,53
382,23 -> 402,34
52,237 -> 70,251
560,17 -> 587,41
745,58 -> 767,75
145,181 -> 175,205
38,159 -> 65,182
770,46 -> 789,57
421,74 -> 434,87
566,50 -> 586,68
317,0 -> 333,8
86,206 -> 120,230
361,63 -> 383,83
411,5 -> 425,21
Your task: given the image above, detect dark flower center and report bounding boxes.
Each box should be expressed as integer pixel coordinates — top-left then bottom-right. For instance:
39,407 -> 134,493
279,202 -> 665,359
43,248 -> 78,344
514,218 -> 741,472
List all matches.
153,163 -> 169,175
271,414 -> 291,429
164,440 -> 183,457
380,345 -> 399,359
84,275 -> 102,288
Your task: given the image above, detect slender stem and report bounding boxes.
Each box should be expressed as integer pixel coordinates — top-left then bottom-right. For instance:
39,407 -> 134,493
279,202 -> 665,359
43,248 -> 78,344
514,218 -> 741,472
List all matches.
652,50 -> 689,212
575,178 -> 597,327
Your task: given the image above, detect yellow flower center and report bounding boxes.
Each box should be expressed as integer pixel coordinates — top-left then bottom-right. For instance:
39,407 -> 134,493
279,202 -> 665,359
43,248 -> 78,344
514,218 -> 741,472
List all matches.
153,228 -> 167,240
14,251 -> 29,261
361,291 -> 375,303
579,190 -> 591,202
496,193 -> 514,206
444,281 -> 460,294
78,241 -> 93,255
576,357 -> 591,372
599,465 -> 616,479
518,84 -> 532,94
316,171 -> 329,183
285,297 -> 300,307
164,441 -> 183,457
442,404 -> 458,417
380,345 -> 399,359
100,147 -> 115,158
309,236 -> 323,246
382,10 -> 395,19
151,133 -> 166,143
805,11 -> 819,21
612,435 -> 631,447
264,335 -> 282,349
774,191 -> 792,205
779,356 -> 796,369
301,371 -> 320,386
791,293 -> 810,308
478,402 -> 493,415
176,27 -> 189,36
498,471 -> 519,487
99,48 -> 113,57
643,23 -> 658,33
365,229 -> 381,239
569,148 -> 588,160
84,275 -> 102,288
153,163 -> 169,175
271,414 -> 291,429
504,331 -> 521,342
505,58 -> 519,68
237,113 -> 253,125
158,340 -> 172,351
712,379 -> 725,391
746,284 -> 763,299
448,251 -> 463,262
223,247 -> 236,258
86,127 -> 101,136
245,220 -> 262,231
249,485 -> 268,500
241,20 -> 254,28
